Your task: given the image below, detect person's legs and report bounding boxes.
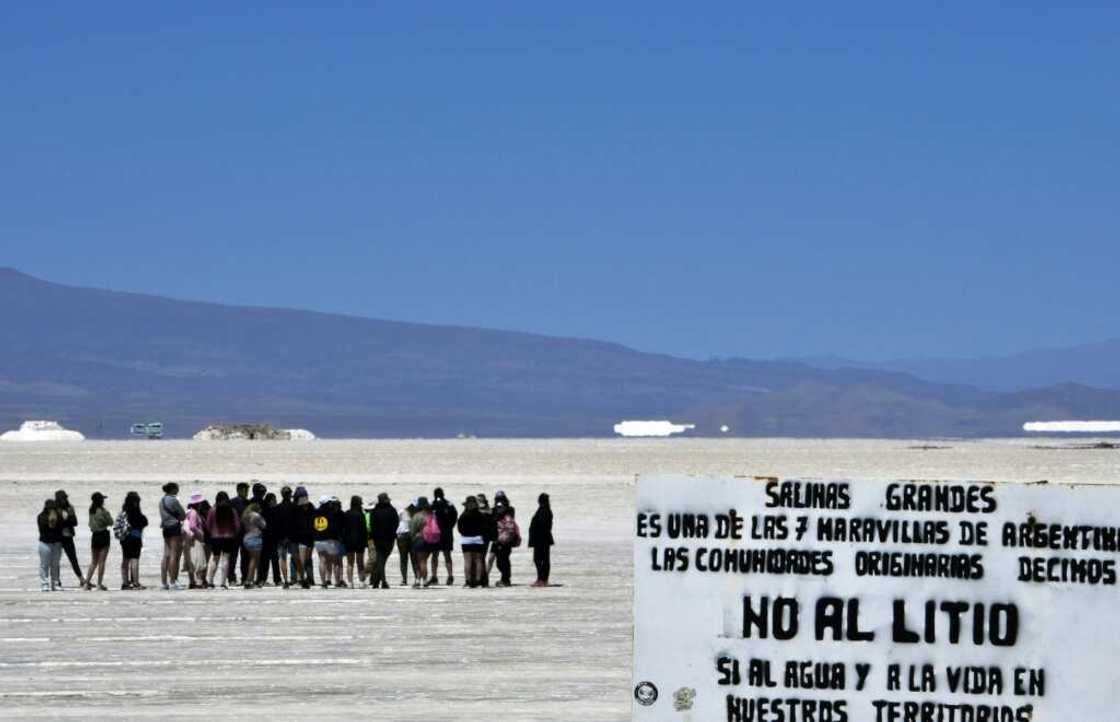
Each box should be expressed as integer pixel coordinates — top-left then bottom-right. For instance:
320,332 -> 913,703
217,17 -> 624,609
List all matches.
182,538 -> 195,587
245,549 -> 259,587
50,543 -> 62,589
461,551 -> 472,586
95,547 -> 108,587
356,549 -> 365,586
496,546 -> 511,586
128,557 -> 141,588
170,535 -> 183,585
540,545 -> 551,584
279,542 -> 290,586
238,535 -> 249,582
161,537 -> 172,587
480,542 -> 490,587
346,552 -> 355,586
430,548 -> 440,583
38,542 -> 51,591
121,547 -> 130,588
208,550 -> 223,587
396,538 -> 410,584
375,543 -> 391,588
442,550 -> 454,584
61,537 -> 82,581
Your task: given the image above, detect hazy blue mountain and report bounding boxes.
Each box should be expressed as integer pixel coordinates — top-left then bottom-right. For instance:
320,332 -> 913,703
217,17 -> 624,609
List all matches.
2,268 -> 1118,438
790,341 -> 1120,392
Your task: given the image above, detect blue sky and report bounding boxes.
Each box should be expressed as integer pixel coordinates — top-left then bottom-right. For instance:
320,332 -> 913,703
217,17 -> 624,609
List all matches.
2,2 -> 1117,360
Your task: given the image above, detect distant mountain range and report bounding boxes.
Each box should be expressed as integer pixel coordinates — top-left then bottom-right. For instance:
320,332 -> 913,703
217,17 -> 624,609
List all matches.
791,340 -> 1120,392
2,268 -> 1118,438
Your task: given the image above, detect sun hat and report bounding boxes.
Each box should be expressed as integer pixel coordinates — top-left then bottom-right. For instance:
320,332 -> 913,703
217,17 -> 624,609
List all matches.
188,492 -> 205,505
317,494 -> 332,506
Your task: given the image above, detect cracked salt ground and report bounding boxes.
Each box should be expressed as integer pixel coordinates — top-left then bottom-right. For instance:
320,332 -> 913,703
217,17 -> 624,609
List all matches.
0,438 -> 1118,720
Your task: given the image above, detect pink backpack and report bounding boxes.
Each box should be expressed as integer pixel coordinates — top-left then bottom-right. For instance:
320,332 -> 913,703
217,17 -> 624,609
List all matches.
422,513 -> 442,544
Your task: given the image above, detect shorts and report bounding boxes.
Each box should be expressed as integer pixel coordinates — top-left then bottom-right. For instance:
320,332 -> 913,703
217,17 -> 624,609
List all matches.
314,540 -> 343,556
121,536 -> 143,560
461,543 -> 484,553
91,530 -> 111,550
343,539 -> 365,554
162,524 -> 183,539
437,535 -> 454,553
412,540 -> 427,554
243,536 -> 263,552
211,537 -> 238,555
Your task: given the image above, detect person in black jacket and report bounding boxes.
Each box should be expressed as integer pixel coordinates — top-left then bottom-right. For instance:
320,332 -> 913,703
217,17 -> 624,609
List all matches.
430,488 -> 459,586
273,486 -> 296,588
37,499 -> 63,592
312,496 -> 344,588
256,492 -> 281,587
529,493 -> 554,587
54,490 -> 83,586
119,491 -> 149,590
342,496 -> 368,588
456,496 -> 486,588
368,493 -> 398,590
228,482 -> 251,584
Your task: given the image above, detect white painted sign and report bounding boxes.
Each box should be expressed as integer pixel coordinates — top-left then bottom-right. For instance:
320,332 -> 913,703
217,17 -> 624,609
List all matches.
634,475 -> 1120,721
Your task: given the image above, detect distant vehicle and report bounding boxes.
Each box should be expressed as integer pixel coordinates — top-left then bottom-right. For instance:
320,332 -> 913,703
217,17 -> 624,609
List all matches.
130,422 -> 164,439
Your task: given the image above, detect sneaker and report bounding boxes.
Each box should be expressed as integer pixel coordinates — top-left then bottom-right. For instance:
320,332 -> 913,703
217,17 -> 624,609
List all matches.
171,582 -> 184,591
446,576 -> 454,586
429,576 -> 439,586
121,584 -> 131,591
282,582 -> 290,589
380,581 -> 389,589
400,579 -> 408,586
40,586 -> 50,592
97,584 -> 108,591
359,582 -> 368,589
337,581 -> 348,589
412,582 -> 421,589
161,583 -> 170,591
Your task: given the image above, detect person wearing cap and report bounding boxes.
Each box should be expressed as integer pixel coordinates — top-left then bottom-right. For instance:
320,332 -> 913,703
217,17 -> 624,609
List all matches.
159,483 -> 187,591
184,493 -> 208,589
312,495 -> 344,588
430,488 -> 459,586
528,493 -> 554,587
81,492 -> 113,591
54,490 -> 83,587
409,496 -> 435,588
456,496 -> 486,588
368,492 -> 398,589
396,499 -> 417,586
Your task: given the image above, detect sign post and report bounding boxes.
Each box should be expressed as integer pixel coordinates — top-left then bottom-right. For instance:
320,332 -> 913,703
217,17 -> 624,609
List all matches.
633,475 -> 1120,720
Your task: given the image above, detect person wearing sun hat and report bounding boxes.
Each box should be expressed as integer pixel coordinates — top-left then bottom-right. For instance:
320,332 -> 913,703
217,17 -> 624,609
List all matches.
81,492 -> 113,591
183,492 -> 207,588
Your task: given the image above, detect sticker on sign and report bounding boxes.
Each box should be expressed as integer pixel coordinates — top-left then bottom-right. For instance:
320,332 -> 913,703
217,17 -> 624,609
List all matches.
633,474 -> 1120,721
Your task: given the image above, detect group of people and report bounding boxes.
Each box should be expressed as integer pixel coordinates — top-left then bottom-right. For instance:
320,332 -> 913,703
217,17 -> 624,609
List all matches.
36,483 -> 555,592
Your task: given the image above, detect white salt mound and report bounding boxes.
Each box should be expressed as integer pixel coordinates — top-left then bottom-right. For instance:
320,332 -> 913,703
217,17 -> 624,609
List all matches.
613,420 -> 696,437
1024,421 -> 1120,433
0,420 -> 85,442
193,424 -> 316,441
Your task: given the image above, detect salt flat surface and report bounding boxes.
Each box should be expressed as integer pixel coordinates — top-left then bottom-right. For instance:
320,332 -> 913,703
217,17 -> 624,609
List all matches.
0,438 -> 1117,720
